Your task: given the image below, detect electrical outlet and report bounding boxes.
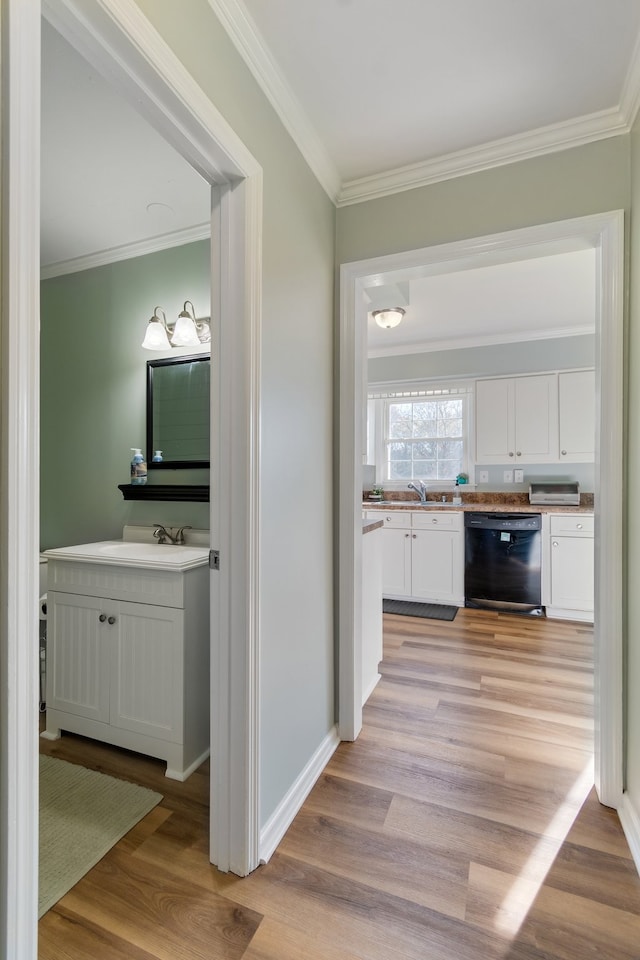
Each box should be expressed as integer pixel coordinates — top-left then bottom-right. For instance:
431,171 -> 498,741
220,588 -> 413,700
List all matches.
514,469 -> 524,483
503,469 -> 513,483
478,470 -> 489,484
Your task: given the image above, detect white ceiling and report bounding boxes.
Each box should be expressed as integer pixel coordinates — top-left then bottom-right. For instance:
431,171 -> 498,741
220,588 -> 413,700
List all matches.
42,5 -> 620,349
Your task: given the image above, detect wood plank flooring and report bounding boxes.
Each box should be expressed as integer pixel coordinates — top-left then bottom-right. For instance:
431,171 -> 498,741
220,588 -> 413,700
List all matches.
38,608 -> 640,959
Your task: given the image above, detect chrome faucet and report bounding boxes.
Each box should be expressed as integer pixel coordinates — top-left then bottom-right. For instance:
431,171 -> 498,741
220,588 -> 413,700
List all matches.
408,480 -> 427,502
153,524 -> 192,545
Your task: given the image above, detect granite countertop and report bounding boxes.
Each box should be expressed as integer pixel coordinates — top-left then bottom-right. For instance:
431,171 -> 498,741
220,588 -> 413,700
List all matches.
363,493 -> 594,515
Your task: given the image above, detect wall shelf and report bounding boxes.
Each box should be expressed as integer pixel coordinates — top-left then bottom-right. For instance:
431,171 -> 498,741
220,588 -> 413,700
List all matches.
118,484 -> 209,502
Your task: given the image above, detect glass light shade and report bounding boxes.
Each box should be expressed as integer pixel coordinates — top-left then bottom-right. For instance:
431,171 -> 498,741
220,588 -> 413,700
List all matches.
170,301 -> 201,347
373,307 -> 405,329
142,317 -> 171,350
170,313 -> 200,347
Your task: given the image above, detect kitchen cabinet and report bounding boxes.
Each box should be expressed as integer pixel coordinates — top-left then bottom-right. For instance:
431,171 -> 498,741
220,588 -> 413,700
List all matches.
370,510 -> 464,605
476,374 -> 558,464
545,513 -> 594,622
42,554 -> 209,780
558,370 -> 595,462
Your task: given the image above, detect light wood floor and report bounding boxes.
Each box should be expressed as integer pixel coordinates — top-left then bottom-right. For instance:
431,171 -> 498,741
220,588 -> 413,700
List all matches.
39,608 -> 640,959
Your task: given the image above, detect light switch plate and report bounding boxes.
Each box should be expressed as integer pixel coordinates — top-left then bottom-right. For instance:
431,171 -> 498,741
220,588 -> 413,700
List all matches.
478,470 -> 489,484
514,469 -> 524,483
503,469 -> 513,483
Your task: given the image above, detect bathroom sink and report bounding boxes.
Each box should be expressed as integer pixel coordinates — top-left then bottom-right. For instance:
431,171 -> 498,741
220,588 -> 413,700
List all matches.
43,539 -> 209,570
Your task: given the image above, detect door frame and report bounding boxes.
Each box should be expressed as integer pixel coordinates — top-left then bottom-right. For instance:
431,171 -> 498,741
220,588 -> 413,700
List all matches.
338,211 -> 625,813
1,0 -> 263,954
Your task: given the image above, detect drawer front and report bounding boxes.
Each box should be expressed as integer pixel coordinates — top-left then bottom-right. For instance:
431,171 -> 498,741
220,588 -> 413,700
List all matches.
379,511 -> 412,529
411,510 -> 463,530
48,560 -> 185,607
550,514 -> 594,537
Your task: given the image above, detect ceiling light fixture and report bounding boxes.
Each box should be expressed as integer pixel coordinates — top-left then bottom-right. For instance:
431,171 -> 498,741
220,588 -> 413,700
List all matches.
141,300 -> 211,351
372,307 -> 405,329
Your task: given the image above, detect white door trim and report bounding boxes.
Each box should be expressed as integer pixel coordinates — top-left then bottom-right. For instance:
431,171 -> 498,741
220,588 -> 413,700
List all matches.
0,2 -> 42,955
1,1 -> 263,954
338,211 -> 625,810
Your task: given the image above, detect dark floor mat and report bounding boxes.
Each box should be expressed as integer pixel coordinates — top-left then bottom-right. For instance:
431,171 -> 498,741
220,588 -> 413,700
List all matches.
382,599 -> 458,621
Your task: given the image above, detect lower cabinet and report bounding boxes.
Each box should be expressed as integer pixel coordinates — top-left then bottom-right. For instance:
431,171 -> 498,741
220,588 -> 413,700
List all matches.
545,513 -> 594,622
374,510 -> 464,605
43,561 -> 209,780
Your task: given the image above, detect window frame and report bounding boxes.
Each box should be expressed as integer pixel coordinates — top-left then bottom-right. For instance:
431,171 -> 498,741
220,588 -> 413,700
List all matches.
368,380 -> 474,488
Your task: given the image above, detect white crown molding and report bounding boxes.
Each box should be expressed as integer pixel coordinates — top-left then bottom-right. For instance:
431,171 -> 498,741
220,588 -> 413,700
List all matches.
40,222 -> 211,279
619,20 -> 640,130
206,0 -> 341,203
338,107 -> 630,206
367,324 -> 595,359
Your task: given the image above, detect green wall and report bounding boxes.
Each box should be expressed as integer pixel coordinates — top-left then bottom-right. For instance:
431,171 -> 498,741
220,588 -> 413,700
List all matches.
40,240 -> 212,550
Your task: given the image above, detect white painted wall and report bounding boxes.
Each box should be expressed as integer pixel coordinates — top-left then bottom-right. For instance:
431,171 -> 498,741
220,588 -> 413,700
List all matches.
134,0 -> 336,828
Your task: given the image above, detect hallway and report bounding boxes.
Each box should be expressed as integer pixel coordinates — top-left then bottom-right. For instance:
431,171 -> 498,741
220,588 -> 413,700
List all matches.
39,609 -> 640,959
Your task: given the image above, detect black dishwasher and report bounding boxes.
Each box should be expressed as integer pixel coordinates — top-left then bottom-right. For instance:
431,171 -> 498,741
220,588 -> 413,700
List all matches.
464,513 -> 543,616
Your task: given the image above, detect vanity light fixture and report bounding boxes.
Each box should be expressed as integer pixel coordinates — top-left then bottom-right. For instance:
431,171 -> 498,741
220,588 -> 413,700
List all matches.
372,307 -> 405,329
141,300 -> 211,350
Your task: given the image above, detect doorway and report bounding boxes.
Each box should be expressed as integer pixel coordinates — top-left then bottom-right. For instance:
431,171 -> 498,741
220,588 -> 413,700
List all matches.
1,1 -> 263,954
338,213 -> 624,812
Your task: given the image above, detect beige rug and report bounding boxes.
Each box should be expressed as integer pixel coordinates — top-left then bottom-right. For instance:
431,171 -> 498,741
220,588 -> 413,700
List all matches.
39,755 -> 162,917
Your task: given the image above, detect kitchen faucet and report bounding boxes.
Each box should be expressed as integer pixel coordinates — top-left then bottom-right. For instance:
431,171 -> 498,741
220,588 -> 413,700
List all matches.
153,524 -> 192,545
408,480 -> 428,502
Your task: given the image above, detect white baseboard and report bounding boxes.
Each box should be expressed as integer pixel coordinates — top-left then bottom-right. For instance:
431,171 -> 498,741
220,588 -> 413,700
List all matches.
259,726 -> 340,864
618,792 -> 640,877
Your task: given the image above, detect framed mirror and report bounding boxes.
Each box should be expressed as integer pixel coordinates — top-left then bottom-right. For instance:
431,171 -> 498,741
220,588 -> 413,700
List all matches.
146,353 -> 210,469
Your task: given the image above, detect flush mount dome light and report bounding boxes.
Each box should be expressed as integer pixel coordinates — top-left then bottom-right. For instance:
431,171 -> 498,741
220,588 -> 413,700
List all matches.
372,307 -> 405,329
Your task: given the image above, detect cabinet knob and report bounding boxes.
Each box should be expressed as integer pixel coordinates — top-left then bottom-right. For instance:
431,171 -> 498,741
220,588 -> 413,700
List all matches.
99,613 -> 107,623
107,616 -> 116,625
405,532 -> 410,538
509,451 -> 514,457
577,523 -> 583,530
561,450 -> 567,456
552,540 -> 559,547
432,519 -> 438,524
516,451 -> 521,457
412,533 -> 417,538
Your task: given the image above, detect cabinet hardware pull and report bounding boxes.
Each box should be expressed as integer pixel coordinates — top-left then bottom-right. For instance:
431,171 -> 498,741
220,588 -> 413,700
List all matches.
561,450 -> 567,455
509,451 -> 514,457
577,523 -> 583,529
107,616 -> 116,625
516,451 -> 521,456
99,613 -> 107,622
432,519 -> 438,524
553,541 -> 559,547
412,533 -> 417,538
405,533 -> 410,538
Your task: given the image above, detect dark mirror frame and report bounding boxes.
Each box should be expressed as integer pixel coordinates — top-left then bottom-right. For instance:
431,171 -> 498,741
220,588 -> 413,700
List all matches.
146,353 -> 210,469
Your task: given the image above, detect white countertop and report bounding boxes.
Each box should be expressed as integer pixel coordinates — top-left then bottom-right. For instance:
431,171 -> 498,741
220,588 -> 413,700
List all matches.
43,539 -> 209,571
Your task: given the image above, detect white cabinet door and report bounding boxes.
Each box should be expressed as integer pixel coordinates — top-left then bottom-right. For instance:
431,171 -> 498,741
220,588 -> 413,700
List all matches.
476,374 -> 558,464
47,592 -> 111,723
550,536 -> 594,612
475,378 -> 513,463
382,526 -> 412,597
111,600 -> 184,743
513,374 -> 558,462
559,370 -> 595,462
411,529 -> 460,602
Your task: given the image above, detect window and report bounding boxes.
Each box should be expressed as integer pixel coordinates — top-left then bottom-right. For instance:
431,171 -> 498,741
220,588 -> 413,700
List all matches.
386,396 -> 463,480
368,382 -> 472,484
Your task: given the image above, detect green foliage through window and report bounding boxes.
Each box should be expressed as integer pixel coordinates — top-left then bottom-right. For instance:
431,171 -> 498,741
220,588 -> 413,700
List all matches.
386,397 -> 464,480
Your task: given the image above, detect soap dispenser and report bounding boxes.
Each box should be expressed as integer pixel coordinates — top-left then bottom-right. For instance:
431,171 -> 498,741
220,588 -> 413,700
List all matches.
130,448 -> 147,485
152,450 -> 163,463
452,480 -> 462,506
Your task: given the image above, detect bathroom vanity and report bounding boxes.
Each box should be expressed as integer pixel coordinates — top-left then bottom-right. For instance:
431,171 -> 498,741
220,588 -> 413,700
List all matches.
41,535 -> 210,780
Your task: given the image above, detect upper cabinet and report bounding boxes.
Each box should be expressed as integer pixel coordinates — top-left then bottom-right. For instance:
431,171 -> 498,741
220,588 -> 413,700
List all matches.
476,370 -> 594,465
558,370 -> 595,463
476,374 -> 558,464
